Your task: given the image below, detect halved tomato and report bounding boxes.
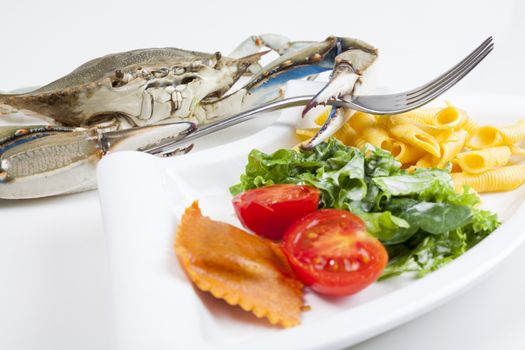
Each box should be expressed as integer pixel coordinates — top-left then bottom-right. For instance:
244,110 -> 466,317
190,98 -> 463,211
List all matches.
232,184 -> 320,240
282,209 -> 388,296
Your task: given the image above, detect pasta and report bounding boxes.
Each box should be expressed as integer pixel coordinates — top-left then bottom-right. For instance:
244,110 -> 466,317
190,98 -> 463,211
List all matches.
389,123 -> 441,157
455,146 -> 511,174
467,120 -> 525,149
348,112 -> 377,132
416,154 -> 434,168
296,124 -> 367,149
450,159 -> 462,173
392,108 -> 441,124
361,126 -> 392,149
434,106 -> 467,130
314,107 -> 332,125
462,117 -> 480,135
498,120 -> 525,144
379,114 -> 452,142
384,140 -> 425,164
510,145 -> 525,156
451,165 -> 525,193
467,126 -> 505,149
435,130 -> 469,168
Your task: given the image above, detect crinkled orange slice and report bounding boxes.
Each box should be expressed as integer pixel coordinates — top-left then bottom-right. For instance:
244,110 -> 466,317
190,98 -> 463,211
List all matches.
175,201 -> 304,328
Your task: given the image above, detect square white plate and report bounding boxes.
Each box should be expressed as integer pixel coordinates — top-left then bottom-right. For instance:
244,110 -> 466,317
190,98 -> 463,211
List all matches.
97,80 -> 525,350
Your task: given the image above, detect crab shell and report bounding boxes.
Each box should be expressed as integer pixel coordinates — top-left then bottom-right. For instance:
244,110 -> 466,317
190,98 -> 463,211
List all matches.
0,48 -> 264,128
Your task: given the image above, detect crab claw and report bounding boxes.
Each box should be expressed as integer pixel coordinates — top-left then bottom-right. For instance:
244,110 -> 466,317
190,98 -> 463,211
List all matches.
302,37 -> 378,117
300,107 -> 351,150
301,63 -> 360,117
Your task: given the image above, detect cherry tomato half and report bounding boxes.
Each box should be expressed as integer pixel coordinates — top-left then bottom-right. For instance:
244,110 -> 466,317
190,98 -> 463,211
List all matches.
232,184 -> 320,240
282,209 -> 388,296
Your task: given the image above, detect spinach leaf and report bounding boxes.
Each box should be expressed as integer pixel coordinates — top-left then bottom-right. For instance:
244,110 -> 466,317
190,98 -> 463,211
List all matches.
387,198 -> 473,235
358,211 -> 410,241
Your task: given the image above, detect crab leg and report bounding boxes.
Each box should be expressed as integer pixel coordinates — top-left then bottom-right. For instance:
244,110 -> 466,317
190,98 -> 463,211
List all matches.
299,107 -> 352,150
0,122 -> 195,199
229,34 -> 316,74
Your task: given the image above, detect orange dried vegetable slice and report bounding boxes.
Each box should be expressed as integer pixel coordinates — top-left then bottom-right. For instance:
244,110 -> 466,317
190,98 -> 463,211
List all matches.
175,201 -> 304,328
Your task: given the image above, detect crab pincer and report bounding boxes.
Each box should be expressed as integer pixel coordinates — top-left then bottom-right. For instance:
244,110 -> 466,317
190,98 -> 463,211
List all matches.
301,38 -> 377,149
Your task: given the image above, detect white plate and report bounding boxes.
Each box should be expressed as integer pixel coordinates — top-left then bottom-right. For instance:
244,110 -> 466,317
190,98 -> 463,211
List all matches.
97,80 -> 525,350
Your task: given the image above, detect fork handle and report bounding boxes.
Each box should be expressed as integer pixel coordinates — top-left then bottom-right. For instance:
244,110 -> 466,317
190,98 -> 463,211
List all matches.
143,95 -> 361,155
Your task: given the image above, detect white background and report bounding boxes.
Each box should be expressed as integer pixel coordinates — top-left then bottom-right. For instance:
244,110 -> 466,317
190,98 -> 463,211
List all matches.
1,0 -> 524,349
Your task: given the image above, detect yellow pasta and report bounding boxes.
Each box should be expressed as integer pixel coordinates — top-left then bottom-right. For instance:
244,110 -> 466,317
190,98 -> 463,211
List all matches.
450,159 -> 462,173
334,124 -> 359,146
379,114 -> 452,143
462,117 -> 480,135
455,146 -> 511,174
416,154 -> 434,168
393,108 -> 441,124
510,145 -> 525,156
498,120 -> 525,144
451,165 -> 525,193
467,125 -> 505,149
467,120 -> 525,149
435,130 -> 469,168
361,126 -> 392,149
296,124 -> 366,149
384,141 -> 426,164
296,128 -> 318,140
314,107 -> 333,126
348,112 -> 377,132
434,106 -> 467,130
389,123 -> 441,157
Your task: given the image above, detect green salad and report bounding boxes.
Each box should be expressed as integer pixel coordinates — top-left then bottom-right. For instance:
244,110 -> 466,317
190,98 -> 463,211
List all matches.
230,139 -> 500,279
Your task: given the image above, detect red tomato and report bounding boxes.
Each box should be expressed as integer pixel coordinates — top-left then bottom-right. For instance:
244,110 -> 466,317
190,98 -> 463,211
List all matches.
232,184 -> 320,240
282,209 -> 388,296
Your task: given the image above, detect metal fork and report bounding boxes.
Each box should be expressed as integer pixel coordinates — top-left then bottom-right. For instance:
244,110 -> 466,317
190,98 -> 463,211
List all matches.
145,37 -> 493,156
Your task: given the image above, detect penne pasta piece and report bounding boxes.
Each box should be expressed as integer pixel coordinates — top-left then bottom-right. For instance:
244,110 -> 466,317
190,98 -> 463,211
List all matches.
498,120 -> 525,144
434,106 -> 467,130
296,128 -> 319,141
314,107 -> 333,126
415,154 -> 434,168
467,125 -> 505,149
450,159 -> 463,173
384,140 -> 426,164
348,112 -> 377,132
455,146 -> 511,174
466,121 -> 525,149
435,130 -> 469,168
380,114 -> 452,142
296,123 -> 361,148
333,124 -> 359,146
424,127 -> 453,143
361,126 -> 392,149
510,145 -> 525,156
451,164 -> 525,193
462,117 -> 480,135
389,124 -> 441,157
393,108 -> 441,124
353,138 -> 368,149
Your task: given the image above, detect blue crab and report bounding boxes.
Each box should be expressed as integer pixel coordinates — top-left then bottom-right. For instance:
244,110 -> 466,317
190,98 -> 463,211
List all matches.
0,35 -> 377,198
